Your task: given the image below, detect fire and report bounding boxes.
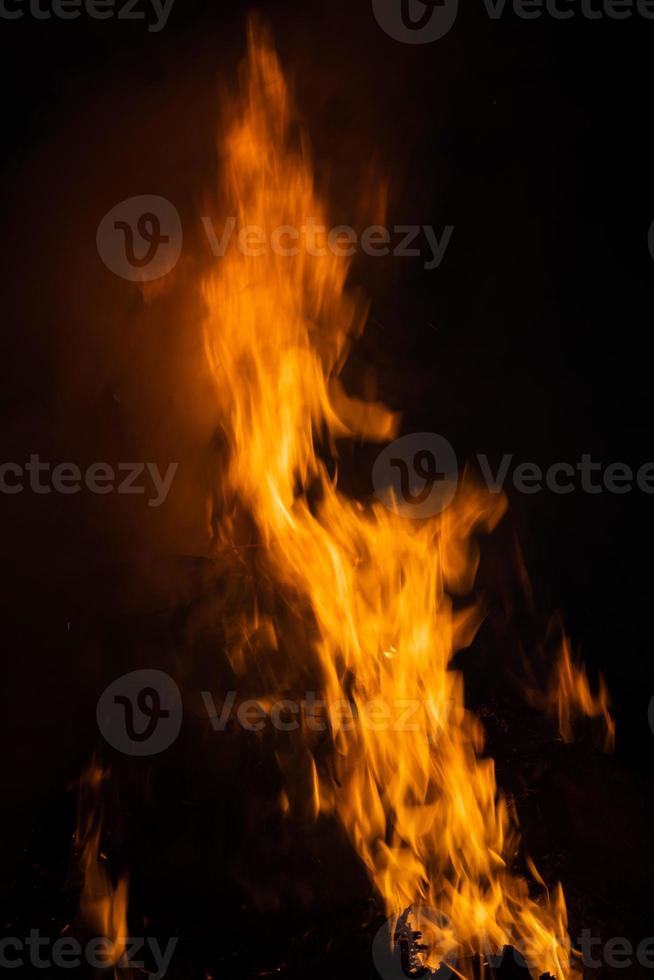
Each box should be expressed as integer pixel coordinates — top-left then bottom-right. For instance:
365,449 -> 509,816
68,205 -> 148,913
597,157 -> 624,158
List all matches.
203,21 -> 575,976
75,760 -> 128,973
535,634 -> 615,752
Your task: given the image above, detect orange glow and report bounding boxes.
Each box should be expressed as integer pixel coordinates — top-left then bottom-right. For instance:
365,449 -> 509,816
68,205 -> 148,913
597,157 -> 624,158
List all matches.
535,635 -> 615,752
75,760 -> 128,973
202,22 -> 575,976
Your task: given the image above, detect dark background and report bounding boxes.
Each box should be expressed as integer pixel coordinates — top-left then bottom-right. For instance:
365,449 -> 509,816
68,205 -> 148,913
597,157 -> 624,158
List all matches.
1,0 -> 653,975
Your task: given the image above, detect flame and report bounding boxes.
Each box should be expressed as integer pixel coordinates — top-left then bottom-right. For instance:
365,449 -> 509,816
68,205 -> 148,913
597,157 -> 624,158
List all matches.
75,760 -> 128,973
535,635 -> 615,752
203,22 -> 573,976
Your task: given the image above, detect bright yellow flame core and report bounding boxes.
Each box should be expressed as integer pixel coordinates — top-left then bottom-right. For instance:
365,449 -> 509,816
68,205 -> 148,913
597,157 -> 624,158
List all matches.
203,25 -> 572,977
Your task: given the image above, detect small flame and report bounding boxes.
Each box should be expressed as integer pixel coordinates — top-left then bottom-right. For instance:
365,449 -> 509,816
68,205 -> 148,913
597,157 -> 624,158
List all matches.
203,22 -> 575,977
534,635 -> 615,752
75,760 -> 128,973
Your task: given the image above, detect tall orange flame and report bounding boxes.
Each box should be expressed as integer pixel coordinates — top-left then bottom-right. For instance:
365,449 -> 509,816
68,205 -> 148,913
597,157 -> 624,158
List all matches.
203,23 -> 573,976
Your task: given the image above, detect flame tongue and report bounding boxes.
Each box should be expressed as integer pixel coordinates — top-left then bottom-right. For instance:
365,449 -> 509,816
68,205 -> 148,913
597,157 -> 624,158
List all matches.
203,23 -> 571,977
75,761 -> 128,973
531,633 -> 615,753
